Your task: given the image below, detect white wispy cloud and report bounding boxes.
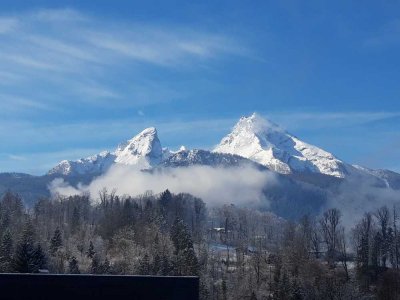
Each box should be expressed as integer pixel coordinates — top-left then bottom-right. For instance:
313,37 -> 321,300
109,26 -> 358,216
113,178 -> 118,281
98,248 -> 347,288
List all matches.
2,9 -> 246,68
0,70 -> 23,84
77,85 -> 121,100
0,17 -> 19,34
0,94 -> 54,113
84,28 -> 246,66
266,111 -> 400,131
0,8 -> 247,109
29,8 -> 89,23
8,154 -> 26,161
2,53 -> 63,71
26,35 -> 100,63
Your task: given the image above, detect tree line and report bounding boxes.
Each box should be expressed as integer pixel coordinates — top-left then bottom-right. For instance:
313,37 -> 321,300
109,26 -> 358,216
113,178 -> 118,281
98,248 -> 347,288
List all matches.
0,189 -> 399,299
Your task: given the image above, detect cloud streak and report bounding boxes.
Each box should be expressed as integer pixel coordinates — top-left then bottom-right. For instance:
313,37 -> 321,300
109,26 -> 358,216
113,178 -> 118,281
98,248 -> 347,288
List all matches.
267,111 -> 400,131
0,8 -> 247,113
0,8 -> 245,70
0,17 -> 19,34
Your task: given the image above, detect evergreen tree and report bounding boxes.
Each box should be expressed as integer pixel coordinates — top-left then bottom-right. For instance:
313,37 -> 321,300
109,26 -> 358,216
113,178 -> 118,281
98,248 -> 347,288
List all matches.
171,218 -> 194,254
222,279 -> 228,300
86,241 -> 95,259
34,244 -> 47,271
68,256 -> 80,274
12,240 -> 45,273
1,212 -> 10,230
50,228 -> 63,255
71,207 -> 80,234
122,199 -> 135,226
153,254 -> 161,275
161,255 -> 171,276
101,258 -> 111,274
170,218 -> 199,276
13,241 -> 35,273
12,222 -> 43,273
160,189 -> 172,208
291,279 -> 303,300
139,254 -> 150,275
91,254 -> 101,274
0,229 -> 13,272
0,230 -> 13,256
277,271 -> 291,299
77,244 -> 84,256
0,191 -> 24,223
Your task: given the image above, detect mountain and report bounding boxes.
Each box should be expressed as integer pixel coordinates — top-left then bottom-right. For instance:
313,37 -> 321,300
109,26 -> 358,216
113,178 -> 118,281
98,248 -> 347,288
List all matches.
114,127 -> 163,167
48,113 -> 399,189
162,149 -> 266,169
212,113 -> 400,190
49,127 -> 164,177
214,113 -> 349,178
352,165 -> 400,189
3,113 -> 400,220
48,151 -> 115,176
49,125 -> 265,177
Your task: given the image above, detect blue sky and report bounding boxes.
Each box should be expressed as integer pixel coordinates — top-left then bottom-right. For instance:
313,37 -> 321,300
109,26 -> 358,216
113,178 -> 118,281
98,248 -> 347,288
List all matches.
0,1 -> 399,175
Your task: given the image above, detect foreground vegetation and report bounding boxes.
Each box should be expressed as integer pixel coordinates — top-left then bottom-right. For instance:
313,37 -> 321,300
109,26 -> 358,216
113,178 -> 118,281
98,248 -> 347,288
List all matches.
0,190 -> 399,299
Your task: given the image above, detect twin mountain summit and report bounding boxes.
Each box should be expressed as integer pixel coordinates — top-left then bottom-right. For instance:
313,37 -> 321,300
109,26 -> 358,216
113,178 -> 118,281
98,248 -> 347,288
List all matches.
2,113 -> 400,220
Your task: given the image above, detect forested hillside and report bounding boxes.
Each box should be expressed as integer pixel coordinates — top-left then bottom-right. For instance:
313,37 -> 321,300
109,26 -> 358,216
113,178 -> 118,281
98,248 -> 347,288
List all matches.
0,190 -> 399,299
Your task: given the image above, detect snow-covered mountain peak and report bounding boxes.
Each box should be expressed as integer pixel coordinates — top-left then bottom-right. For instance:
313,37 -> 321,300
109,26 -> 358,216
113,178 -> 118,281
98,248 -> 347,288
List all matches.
114,127 -> 162,168
48,151 -> 115,176
116,127 -> 157,150
49,114 -> 393,182
236,112 -> 284,135
49,127 -> 163,176
178,145 -> 187,151
214,113 -> 347,178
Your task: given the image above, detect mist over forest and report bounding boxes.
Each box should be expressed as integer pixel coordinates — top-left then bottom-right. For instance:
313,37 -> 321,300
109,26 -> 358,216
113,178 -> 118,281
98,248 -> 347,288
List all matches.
1,188 -> 400,299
